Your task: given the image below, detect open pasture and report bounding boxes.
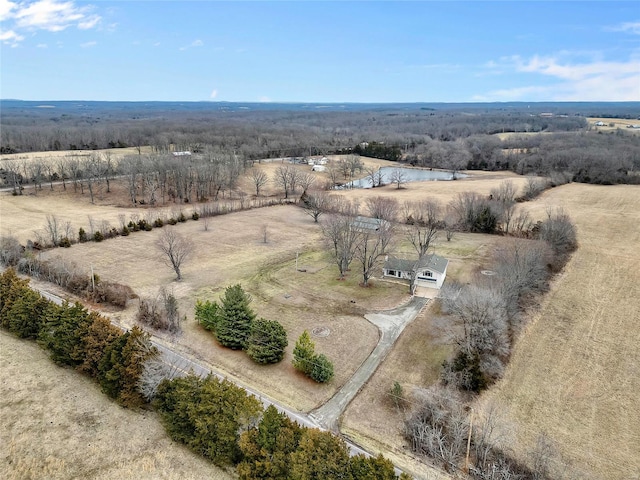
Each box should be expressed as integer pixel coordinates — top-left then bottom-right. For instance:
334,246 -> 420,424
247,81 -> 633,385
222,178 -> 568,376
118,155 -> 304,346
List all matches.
478,183 -> 640,478
0,330 -> 233,480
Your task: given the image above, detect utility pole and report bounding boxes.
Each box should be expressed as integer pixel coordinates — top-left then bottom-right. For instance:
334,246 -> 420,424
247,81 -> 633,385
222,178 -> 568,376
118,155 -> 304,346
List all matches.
465,407 -> 474,473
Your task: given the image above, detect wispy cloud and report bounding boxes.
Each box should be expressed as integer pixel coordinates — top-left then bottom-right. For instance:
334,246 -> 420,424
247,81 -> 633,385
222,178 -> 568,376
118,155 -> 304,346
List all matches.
0,29 -> 24,47
476,52 -> 640,101
80,40 -> 96,48
0,0 -> 101,46
36,42 -> 47,48
210,89 -> 218,99
606,21 -> 640,35
180,39 -> 204,51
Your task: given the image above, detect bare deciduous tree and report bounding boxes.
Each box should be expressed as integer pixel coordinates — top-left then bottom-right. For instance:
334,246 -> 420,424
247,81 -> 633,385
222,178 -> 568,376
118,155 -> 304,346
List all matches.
354,218 -> 395,286
156,228 -> 194,281
405,199 -> 441,257
273,164 -> 300,199
301,191 -> 333,223
389,168 -> 407,189
365,196 -> 399,221
249,167 -> 268,197
405,386 -> 469,470
321,210 -> 360,280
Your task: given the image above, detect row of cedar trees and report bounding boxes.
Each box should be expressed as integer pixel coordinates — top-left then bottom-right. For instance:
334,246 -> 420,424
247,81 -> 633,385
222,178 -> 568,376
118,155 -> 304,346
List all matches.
2,269 -> 398,478
195,284 -> 335,383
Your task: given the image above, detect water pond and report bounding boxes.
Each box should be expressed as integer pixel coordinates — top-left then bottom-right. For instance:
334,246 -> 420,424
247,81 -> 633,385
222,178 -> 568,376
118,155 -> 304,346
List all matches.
341,166 -> 466,189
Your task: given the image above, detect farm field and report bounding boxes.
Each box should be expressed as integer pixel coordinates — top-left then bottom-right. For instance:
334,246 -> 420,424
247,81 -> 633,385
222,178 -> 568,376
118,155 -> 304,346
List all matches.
5,155 -> 635,479
588,116 -> 640,134
0,330 -> 233,480
478,183 -> 640,478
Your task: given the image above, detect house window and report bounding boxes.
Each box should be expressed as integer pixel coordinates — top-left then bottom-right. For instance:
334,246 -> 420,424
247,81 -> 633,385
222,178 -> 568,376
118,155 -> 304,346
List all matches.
423,271 -> 433,277
387,270 -> 396,276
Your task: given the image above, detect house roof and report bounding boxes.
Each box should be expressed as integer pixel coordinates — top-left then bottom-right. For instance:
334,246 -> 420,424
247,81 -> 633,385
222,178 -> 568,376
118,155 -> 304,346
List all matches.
352,216 -> 387,232
384,254 -> 449,275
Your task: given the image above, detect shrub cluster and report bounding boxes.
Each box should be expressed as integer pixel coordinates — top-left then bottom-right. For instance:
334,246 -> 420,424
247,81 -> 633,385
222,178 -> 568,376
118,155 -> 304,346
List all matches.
0,268 -> 156,408
292,330 -> 335,383
136,289 -> 182,334
0,243 -> 136,309
195,284 -> 288,364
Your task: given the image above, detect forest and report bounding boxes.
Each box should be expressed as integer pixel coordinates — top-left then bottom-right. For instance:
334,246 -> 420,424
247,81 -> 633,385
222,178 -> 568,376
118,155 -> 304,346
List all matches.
1,100 -> 639,185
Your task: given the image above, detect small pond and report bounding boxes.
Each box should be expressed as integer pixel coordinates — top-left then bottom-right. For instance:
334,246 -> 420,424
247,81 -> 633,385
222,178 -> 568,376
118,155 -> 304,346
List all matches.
339,166 -> 467,189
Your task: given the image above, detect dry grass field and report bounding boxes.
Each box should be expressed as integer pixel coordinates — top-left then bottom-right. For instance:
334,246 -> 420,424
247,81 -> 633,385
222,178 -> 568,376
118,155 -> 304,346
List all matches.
588,117 -> 640,134
478,183 -> 640,479
6,155 -> 637,478
0,330 -> 234,480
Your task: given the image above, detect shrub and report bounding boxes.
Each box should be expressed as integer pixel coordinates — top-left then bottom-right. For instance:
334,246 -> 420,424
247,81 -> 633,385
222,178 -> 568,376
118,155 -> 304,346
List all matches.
195,299 -> 220,333
167,218 -> 178,225
93,231 -> 104,242
121,225 -> 130,236
154,218 -> 164,228
59,237 -> 72,248
178,212 -> 187,223
191,211 -> 200,220
78,227 -> 87,243
246,318 -> 288,364
310,354 -> 334,383
293,330 -> 315,376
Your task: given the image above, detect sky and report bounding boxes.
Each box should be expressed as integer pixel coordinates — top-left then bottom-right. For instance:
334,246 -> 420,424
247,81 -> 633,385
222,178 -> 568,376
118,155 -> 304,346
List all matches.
1,0 -> 639,102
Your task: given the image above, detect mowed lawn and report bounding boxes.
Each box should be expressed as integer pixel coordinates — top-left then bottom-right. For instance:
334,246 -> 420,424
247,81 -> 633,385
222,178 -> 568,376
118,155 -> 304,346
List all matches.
479,184 -> 640,479
0,330 -> 234,480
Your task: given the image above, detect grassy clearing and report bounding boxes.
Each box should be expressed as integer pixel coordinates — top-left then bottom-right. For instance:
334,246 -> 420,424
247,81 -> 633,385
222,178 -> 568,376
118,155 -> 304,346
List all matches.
0,330 -> 233,480
478,184 -> 640,479
587,117 -> 640,134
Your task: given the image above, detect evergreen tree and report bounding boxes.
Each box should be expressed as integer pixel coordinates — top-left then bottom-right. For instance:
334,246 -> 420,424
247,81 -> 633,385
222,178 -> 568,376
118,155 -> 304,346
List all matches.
195,299 -> 220,333
310,354 -> 334,383
6,287 -> 50,339
77,313 -> 122,377
289,429 -> 352,480
97,326 -> 156,407
246,318 -> 288,364
349,454 -> 398,480
238,405 -> 304,480
0,268 -> 31,326
38,301 -> 93,366
292,330 -> 315,376
215,284 -> 255,350
155,374 -> 263,467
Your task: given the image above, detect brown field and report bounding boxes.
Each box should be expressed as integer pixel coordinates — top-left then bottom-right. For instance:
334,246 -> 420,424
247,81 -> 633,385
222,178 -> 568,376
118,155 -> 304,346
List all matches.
5,157 -> 637,478
478,183 -> 640,478
588,116 -> 640,134
0,330 -> 233,480
0,145 -> 154,164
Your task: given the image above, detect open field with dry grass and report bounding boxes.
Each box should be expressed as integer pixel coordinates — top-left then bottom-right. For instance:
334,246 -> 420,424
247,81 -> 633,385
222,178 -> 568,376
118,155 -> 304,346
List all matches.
588,117 -> 640,134
477,183 -> 640,479
7,157 -> 634,479
0,330 -> 233,480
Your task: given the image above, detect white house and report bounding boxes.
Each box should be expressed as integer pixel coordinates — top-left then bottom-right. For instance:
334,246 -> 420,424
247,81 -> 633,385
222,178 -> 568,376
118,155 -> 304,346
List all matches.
383,254 -> 449,290
312,165 -> 327,172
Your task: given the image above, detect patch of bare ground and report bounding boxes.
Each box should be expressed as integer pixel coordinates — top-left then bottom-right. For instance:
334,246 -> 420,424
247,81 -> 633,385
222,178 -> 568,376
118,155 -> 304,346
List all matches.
478,184 -> 640,479
0,330 -> 233,480
26,203 -> 406,412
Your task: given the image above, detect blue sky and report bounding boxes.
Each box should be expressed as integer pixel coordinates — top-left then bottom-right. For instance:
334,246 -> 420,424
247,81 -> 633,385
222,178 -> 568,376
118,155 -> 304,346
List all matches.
1,1 -> 639,102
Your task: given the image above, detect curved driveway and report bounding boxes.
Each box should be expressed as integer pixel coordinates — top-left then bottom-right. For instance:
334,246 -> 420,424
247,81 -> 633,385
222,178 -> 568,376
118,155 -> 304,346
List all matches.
311,296 -> 428,430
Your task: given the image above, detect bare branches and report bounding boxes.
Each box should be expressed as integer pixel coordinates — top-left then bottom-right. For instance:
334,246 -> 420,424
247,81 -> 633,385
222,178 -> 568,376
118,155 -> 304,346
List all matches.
249,167 -> 268,197
155,228 -> 194,281
365,196 -> 399,222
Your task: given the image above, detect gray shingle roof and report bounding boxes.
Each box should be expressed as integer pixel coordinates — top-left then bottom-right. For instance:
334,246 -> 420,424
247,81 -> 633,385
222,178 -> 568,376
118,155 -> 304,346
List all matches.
384,254 -> 449,275
352,216 -> 386,231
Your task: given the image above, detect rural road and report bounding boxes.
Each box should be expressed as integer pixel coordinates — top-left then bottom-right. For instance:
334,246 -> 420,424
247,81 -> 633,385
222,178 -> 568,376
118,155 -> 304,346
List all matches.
311,296 -> 429,430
